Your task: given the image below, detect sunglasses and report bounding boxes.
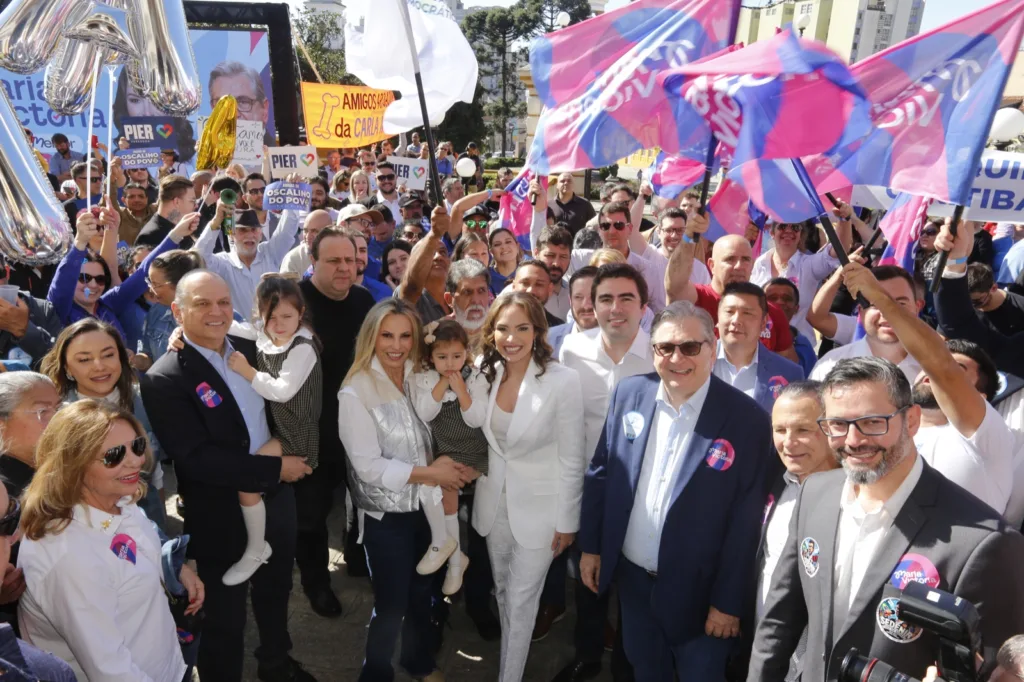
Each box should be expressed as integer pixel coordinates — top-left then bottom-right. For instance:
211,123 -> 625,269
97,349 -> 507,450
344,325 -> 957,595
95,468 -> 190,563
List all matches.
102,435 -> 147,468
922,228 -> 939,237
652,340 -> 707,357
465,219 -> 488,230
363,162 -> 376,168
599,220 -> 628,231
78,273 -> 108,286
76,177 -> 103,184
247,187 -> 265,195
0,498 -> 20,538
774,224 -> 801,233
377,174 -> 396,181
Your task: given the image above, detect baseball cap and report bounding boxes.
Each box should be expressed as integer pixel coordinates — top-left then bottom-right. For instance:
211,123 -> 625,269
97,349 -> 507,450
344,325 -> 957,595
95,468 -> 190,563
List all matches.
339,204 -> 383,224
464,205 -> 492,220
400,194 -> 425,209
466,142 -> 478,151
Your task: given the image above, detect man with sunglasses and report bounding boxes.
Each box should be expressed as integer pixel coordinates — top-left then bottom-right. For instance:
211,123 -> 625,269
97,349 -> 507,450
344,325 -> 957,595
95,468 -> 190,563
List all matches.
363,162 -> 401,222
748,356 -> 1024,682
62,162 -> 106,229
967,263 -> 1024,337
578,300 -> 773,682
0,256 -> 61,370
241,172 -> 280,236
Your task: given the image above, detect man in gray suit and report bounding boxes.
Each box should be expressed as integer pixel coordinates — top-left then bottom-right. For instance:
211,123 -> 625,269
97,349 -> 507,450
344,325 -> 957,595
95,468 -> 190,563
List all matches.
748,356 -> 1024,682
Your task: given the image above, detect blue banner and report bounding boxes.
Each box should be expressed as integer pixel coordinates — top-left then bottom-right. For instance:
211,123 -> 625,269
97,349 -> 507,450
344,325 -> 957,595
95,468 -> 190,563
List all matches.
264,181 -> 312,212
121,117 -> 179,149
115,147 -> 162,169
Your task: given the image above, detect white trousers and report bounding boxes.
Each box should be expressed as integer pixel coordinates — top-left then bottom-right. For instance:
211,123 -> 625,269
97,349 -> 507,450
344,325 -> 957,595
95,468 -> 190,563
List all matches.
486,492 -> 554,682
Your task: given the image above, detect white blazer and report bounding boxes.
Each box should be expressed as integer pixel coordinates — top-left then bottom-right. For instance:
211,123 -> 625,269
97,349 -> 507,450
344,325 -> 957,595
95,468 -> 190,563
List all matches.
473,358 -> 586,550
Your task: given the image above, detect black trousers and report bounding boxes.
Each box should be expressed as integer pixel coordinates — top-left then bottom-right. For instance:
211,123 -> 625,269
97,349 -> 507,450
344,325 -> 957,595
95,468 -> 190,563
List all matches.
196,485 -> 297,682
458,491 -> 495,618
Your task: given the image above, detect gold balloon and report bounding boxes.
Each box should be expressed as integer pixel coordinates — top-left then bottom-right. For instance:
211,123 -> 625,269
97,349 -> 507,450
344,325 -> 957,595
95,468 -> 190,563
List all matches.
195,95 -> 237,170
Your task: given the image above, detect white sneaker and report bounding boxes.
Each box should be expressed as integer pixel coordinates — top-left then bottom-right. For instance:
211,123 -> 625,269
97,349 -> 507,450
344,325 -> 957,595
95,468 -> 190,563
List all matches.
442,552 -> 470,595
222,543 -> 273,586
416,537 -> 457,575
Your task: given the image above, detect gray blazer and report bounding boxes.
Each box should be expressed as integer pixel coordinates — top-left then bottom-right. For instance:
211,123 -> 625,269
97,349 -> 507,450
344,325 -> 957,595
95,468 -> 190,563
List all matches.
747,460 -> 1024,682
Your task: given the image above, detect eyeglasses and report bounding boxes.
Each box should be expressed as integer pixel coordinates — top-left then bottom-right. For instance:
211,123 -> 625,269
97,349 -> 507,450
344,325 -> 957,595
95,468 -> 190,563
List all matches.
465,219 -> 488,230
817,407 -> 909,438
377,174 -> 395,181
347,217 -> 372,227
921,228 -> 939,237
76,177 -> 103,184
971,292 -> 992,309
247,187 -> 265,195
661,227 -> 685,237
78,273 -> 108,286
652,340 -> 707,357
0,498 -> 20,538
599,220 -> 628,231
15,404 -> 62,424
363,161 -> 376,168
402,231 -> 422,240
102,435 -> 147,468
774,223 -> 801,233
146,277 -> 171,290
233,96 -> 264,113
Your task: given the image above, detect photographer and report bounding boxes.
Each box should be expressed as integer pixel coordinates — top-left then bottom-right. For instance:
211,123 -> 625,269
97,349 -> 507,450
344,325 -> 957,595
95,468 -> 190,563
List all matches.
923,634 -> 1024,681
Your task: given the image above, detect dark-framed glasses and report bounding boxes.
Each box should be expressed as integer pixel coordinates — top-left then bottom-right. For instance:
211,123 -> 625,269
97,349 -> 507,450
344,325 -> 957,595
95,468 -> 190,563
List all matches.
598,220 -> 627,231
102,435 -> 147,468
0,498 -> 20,537
817,407 -> 909,438
652,340 -> 707,358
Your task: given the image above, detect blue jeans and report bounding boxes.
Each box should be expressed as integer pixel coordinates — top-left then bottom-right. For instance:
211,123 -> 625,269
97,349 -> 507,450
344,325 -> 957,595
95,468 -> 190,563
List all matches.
360,511 -> 436,682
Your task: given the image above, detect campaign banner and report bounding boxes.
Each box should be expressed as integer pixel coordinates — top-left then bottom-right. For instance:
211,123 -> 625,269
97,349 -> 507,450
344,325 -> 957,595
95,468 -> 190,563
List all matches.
121,117 -> 178,149
851,149 -> 1024,223
268,145 -> 319,179
115,147 -> 161,170
197,118 -> 264,169
386,155 -> 428,191
301,82 -> 395,148
265,181 -> 312,211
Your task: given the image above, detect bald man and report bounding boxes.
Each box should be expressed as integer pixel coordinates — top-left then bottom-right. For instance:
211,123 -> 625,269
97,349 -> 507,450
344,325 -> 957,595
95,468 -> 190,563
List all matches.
140,270 -> 314,681
551,171 -> 595,237
667,229 -> 799,362
282,210 -> 334,275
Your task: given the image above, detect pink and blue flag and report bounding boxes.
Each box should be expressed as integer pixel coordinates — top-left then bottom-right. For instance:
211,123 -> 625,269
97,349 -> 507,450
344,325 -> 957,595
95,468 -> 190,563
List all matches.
645,151 -> 707,199
810,0 -> 1024,204
878,193 -> 934,272
499,168 -> 548,252
527,0 -> 740,174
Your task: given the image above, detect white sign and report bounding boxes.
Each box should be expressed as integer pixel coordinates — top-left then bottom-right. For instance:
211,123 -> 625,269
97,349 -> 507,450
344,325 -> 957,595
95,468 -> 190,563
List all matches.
852,149 -> 1024,223
386,155 -> 429,191
196,118 -> 265,169
267,146 -> 319,180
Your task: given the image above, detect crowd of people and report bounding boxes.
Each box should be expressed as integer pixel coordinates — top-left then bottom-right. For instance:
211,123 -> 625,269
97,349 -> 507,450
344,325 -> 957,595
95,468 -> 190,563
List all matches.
1,130 -> 1024,682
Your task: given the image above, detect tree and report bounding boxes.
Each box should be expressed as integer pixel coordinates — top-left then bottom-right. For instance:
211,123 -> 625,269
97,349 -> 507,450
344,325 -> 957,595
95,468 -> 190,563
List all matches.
531,0 -> 592,34
463,3 -> 538,153
436,83 -> 488,153
293,7 -> 362,86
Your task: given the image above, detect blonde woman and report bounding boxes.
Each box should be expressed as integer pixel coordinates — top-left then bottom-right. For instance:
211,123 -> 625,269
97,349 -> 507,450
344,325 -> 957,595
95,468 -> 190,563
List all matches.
18,400 -> 204,682
338,299 -> 472,682
349,170 -> 372,204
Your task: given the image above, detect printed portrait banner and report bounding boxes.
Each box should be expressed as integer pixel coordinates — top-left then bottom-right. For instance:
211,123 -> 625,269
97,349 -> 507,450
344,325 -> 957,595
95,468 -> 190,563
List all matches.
115,147 -> 161,170
386,155 -> 428,191
267,145 -> 320,179
265,181 -> 312,211
120,117 -> 179,149
301,82 -> 395,148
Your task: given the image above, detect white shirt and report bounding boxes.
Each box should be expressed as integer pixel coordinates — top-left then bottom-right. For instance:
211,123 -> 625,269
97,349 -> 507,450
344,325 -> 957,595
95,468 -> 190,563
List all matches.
19,500 -> 186,682
560,326 -> 654,464
228,326 -> 319,404
758,472 -> 801,622
622,377 -> 711,571
375,191 -> 401,224
409,366 -> 489,427
569,248 -> 669,313
810,338 -> 922,385
833,454 -> 924,618
714,342 -> 759,399
546,277 -> 571,320
751,247 -> 839,340
281,242 -> 311,275
194,209 -> 302,316
914,403 -> 1015,515
636,242 -> 712,290
998,390 -> 1024,526
828,313 -> 858,346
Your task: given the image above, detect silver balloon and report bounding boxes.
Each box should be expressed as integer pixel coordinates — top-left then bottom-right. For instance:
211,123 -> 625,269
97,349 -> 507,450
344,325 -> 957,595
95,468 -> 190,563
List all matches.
0,90 -> 72,265
0,0 -> 78,74
63,1 -> 139,59
44,39 -> 108,116
102,0 -> 137,66
130,0 -> 202,116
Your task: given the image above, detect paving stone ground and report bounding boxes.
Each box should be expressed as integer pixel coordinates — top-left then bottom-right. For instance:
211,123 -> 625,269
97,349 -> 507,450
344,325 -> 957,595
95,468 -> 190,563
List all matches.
162,465 -> 616,682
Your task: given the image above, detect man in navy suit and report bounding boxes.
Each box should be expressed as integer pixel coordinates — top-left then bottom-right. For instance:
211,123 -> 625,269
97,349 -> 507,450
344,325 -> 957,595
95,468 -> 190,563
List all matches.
578,300 -> 774,681
714,282 -> 805,413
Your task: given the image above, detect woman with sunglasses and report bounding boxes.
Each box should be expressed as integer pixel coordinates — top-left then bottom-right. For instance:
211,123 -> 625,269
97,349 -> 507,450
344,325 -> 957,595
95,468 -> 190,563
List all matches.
331,170 -> 351,205
40,318 -> 167,530
18,400 -> 204,682
47,206 -> 200,342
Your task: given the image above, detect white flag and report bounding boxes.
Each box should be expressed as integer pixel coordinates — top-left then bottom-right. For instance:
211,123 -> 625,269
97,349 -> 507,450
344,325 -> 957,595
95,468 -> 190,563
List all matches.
344,0 -> 478,133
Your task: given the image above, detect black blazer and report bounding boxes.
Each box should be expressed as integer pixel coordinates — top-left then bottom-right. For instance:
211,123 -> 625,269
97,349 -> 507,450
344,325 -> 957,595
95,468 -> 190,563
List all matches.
139,336 -> 282,561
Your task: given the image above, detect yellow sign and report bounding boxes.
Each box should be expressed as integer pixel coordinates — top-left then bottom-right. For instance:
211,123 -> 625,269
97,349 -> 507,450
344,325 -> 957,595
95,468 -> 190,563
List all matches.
301,83 -> 396,148
618,147 -> 661,169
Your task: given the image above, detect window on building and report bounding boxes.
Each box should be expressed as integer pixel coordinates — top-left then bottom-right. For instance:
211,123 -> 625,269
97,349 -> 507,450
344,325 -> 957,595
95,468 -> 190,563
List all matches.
800,4 -> 813,14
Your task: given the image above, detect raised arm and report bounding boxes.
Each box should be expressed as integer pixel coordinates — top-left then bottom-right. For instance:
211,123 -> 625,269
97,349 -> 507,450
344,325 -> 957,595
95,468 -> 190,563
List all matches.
47,215 -> 97,324
664,214 -> 709,304
450,188 -> 505,241
399,206 -> 449,307
628,183 -> 652,257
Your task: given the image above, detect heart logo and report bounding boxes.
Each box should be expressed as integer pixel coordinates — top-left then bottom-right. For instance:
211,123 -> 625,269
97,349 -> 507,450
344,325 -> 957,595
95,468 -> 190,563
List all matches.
301,153 -> 316,166
412,166 -> 426,179
156,124 -> 173,138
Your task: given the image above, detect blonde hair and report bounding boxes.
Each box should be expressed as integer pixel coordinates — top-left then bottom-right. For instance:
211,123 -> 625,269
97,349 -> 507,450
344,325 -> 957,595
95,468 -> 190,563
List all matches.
225,163 -> 246,180
21,400 -> 152,541
588,248 -> 626,267
349,170 -> 371,201
343,299 -> 422,387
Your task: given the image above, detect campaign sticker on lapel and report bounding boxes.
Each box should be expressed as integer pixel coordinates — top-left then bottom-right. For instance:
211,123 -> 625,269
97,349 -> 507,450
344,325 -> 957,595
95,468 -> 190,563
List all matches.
110,533 -> 137,565
705,439 -> 735,471
767,375 -> 789,400
196,382 -> 222,408
622,411 -> 645,442
889,553 -> 941,590
762,493 -> 775,526
799,537 -> 819,577
760,313 -> 773,340
877,597 -> 922,643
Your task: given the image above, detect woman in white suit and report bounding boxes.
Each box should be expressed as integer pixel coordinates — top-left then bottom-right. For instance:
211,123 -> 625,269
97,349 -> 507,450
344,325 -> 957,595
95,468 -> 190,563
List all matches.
474,291 -> 585,682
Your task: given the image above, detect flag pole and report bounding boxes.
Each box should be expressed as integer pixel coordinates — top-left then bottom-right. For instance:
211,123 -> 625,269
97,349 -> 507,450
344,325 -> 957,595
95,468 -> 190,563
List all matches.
929,204 -> 965,293
395,0 -> 444,208
693,137 -> 719,244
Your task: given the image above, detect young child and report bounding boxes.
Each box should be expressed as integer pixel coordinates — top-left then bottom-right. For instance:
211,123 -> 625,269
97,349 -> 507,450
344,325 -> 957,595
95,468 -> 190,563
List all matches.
409,320 -> 489,595
224,274 -> 323,586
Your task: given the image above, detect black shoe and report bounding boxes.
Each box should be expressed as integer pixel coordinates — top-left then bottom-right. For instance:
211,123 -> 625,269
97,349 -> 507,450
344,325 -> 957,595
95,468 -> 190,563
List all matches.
257,657 -> 318,682
552,661 -> 602,682
468,607 -> 501,641
304,585 -> 342,618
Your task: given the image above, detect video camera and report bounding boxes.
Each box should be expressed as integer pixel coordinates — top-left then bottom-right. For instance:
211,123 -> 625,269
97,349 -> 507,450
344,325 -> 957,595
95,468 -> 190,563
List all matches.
839,582 -> 982,682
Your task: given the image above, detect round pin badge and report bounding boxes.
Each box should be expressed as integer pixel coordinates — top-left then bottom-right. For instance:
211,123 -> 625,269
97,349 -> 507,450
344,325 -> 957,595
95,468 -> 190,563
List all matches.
705,439 -> 735,471
889,553 -> 941,590
767,375 -> 789,399
877,597 -> 922,643
110,533 -> 137,565
799,537 -> 819,577
622,411 -> 645,441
